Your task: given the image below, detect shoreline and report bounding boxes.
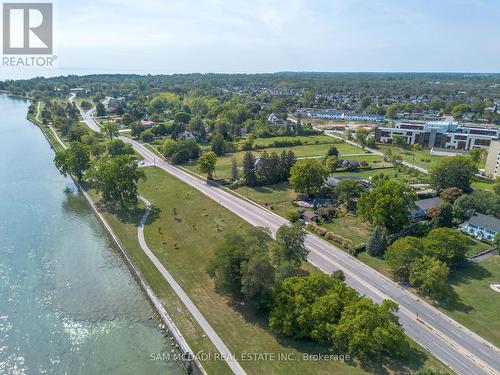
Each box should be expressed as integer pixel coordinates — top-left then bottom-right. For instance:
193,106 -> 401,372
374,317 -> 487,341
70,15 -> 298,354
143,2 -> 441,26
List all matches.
26,111 -> 206,375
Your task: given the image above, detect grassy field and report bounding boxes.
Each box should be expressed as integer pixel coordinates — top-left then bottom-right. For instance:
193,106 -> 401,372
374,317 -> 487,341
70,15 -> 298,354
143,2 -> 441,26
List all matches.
251,134 -> 338,147
331,167 -> 427,184
431,256 -> 500,347
375,144 -> 444,169
320,215 -> 374,247
90,167 -> 447,375
234,182 -> 298,217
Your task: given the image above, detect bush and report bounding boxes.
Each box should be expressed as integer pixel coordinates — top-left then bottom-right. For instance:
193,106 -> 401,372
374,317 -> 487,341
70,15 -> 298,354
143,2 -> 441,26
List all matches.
315,227 -> 328,236
140,129 -> 154,143
325,232 -> 353,249
287,209 -> 302,223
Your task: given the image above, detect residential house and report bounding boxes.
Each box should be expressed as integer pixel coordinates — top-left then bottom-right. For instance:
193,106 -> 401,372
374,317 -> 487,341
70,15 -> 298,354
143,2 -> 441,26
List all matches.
410,197 -> 442,219
459,213 -> 500,241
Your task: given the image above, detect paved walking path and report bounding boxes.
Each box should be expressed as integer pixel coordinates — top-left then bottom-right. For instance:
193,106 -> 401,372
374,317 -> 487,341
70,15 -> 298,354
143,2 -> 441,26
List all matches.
137,196 -> 246,375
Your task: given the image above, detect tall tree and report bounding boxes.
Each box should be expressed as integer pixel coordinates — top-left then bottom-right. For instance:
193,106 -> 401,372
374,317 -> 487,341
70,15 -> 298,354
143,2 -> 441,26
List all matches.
211,133 -> 226,156
231,156 -> 239,182
357,180 -> 417,232
54,142 -> 90,181
289,159 -> 327,197
273,223 -> 308,267
366,225 -> 388,257
242,152 -> 257,186
95,102 -> 106,117
334,179 -> 363,211
101,122 -> 119,140
409,256 -> 449,297
385,237 -> 425,282
428,155 -> 477,193
89,155 -> 146,208
197,151 -> 217,180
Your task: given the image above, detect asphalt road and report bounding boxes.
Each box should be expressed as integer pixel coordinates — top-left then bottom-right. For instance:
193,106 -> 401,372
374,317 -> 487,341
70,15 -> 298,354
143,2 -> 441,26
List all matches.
121,137 -> 500,375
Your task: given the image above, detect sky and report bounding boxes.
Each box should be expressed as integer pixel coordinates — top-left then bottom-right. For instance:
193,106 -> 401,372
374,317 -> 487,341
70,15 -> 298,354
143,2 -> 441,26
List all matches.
1,0 -> 500,79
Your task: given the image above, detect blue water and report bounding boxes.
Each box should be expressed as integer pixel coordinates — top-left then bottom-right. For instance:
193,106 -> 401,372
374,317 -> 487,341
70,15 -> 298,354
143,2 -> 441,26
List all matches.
0,94 -> 184,374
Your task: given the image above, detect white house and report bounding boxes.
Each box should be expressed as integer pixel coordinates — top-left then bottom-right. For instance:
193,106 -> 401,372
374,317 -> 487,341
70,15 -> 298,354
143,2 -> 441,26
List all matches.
459,213 -> 500,241
410,197 -> 442,219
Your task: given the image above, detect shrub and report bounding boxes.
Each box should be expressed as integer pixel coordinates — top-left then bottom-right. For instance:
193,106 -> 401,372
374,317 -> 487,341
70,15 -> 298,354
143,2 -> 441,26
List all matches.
287,209 -> 302,223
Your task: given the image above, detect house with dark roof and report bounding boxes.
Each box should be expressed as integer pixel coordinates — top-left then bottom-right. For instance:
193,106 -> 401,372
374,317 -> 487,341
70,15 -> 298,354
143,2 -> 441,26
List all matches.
459,213 -> 500,241
410,197 -> 442,219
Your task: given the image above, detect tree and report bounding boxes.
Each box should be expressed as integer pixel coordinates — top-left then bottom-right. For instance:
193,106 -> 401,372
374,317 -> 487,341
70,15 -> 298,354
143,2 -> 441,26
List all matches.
392,134 -> 407,149
54,142 -> 90,181
269,273 -> 357,339
332,269 -> 345,281
469,148 -> 484,165
385,237 -> 425,282
121,113 -> 134,126
493,177 -> 500,196
386,104 -> 399,119
334,179 -> 363,211
89,155 -> 146,208
289,159 -> 327,197
130,123 -> 142,138
174,111 -> 191,124
409,256 -> 449,297
160,138 -> 200,164
333,298 -> 409,359
357,180 -> 417,232
453,194 -> 476,222
273,223 -> 308,267
366,226 -> 387,257
440,187 -> 463,203
140,129 -> 154,143
211,133 -> 226,156
287,209 -> 302,223
428,155 -> 477,193
242,152 -> 257,186
101,122 -> 119,140
431,201 -> 454,228
241,254 -> 275,311
197,151 -> 217,179
231,156 -> 239,182
326,145 -> 339,157
494,233 -> 500,249
106,139 -> 134,157
422,228 -> 468,267
96,102 -> 106,117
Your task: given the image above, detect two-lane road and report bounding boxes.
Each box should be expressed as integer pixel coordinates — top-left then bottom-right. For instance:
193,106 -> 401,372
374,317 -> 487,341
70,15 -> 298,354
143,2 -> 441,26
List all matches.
121,137 -> 500,375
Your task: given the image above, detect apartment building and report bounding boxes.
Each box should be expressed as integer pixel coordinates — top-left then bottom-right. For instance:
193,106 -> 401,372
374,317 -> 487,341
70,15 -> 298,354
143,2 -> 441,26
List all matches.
375,121 -> 500,151
484,140 -> 500,179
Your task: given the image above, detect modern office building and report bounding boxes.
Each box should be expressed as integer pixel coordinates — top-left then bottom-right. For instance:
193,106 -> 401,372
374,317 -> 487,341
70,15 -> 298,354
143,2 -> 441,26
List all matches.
375,121 -> 500,150
484,140 -> 500,179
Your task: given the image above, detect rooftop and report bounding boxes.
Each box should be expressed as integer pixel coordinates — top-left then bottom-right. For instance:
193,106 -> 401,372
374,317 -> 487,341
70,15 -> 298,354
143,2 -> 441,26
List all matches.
465,213 -> 500,233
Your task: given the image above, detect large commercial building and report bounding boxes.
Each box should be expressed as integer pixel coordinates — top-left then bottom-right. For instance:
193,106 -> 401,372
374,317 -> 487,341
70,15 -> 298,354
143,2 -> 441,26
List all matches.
484,140 -> 500,179
375,121 -> 500,151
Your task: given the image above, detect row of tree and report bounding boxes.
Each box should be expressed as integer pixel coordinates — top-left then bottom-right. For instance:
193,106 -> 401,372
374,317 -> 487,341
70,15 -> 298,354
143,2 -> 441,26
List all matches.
241,151 -> 297,186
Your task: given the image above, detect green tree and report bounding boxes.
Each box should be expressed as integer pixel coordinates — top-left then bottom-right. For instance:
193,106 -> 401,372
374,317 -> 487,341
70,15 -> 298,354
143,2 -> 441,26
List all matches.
333,298 -> 409,358
357,180 -> 417,232
211,133 -> 226,156
469,148 -> 484,165
89,155 -> 146,208
273,223 -> 308,267
197,151 -> 217,179
422,228 -> 468,267
96,102 -> 106,117
289,159 -> 327,197
106,139 -> 134,157
392,134 -> 407,149
241,254 -> 275,311
242,152 -> 257,186
101,122 -> 119,140
174,111 -> 191,124
431,201 -> 454,228
428,155 -> 477,193
494,233 -> 500,249
334,179 -> 363,211
409,256 -> 449,297
326,145 -> 339,157
231,156 -> 239,182
453,194 -> 476,221
366,225 -> 387,257
385,237 -> 425,282
140,129 -> 154,143
54,142 -> 90,181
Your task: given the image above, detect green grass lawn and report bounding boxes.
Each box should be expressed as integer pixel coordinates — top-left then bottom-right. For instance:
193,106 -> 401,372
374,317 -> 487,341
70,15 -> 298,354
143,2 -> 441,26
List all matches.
89,167 -> 447,375
472,175 -> 496,191
431,256 -> 500,347
376,144 -> 444,169
464,237 -> 493,257
233,182 -> 298,217
331,167 -> 426,184
251,134 -> 338,147
320,215 -> 374,247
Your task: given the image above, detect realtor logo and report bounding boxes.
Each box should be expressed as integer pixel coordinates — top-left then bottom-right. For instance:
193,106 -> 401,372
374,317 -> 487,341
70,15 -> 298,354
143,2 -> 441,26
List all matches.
3,2 -> 53,54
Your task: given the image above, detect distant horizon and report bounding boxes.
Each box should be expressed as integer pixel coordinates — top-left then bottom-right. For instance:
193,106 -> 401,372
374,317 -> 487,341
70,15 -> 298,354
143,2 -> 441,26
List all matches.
2,69 -> 500,82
